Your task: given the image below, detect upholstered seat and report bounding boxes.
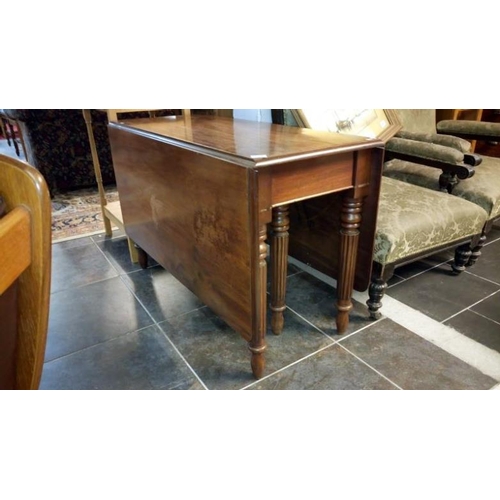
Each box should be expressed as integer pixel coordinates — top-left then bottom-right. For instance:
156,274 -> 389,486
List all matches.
374,177 -> 489,265
367,177 -> 488,318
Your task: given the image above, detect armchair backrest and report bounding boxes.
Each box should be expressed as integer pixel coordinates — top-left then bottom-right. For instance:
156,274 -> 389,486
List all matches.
394,109 -> 437,134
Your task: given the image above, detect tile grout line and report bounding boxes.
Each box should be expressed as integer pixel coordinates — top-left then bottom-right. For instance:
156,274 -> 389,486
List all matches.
335,343 -> 404,390
242,327 -> 404,391
466,309 -> 500,328
464,269 -> 500,287
366,293 -> 500,382
440,288 -> 500,324
385,259 -> 455,290
241,342 -> 341,390
43,324 -> 158,364
289,255 -> 500,382
115,272 -> 210,390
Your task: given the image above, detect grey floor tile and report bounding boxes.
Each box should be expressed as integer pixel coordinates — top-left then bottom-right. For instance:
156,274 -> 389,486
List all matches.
471,291 -> 500,323
284,272 -> 373,337
391,249 -> 455,280
121,267 -> 204,323
445,309 -> 500,353
249,342 -> 397,390
265,259 -> 303,286
386,263 -> 500,322
158,307 -> 334,390
52,236 -> 95,251
51,239 -> 119,293
466,239 -> 500,285
46,276 -> 153,361
40,325 -> 204,390
95,235 -> 158,275
339,318 -> 497,390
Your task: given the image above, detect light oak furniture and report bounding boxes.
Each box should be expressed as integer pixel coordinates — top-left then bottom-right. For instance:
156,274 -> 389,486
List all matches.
0,154 -> 51,390
107,115 -> 384,378
83,109 -> 191,263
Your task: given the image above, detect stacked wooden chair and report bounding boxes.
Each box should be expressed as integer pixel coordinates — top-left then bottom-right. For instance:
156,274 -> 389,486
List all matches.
0,154 -> 51,389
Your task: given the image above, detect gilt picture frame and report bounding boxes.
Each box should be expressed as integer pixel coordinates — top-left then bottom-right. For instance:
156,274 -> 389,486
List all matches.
291,109 -> 401,142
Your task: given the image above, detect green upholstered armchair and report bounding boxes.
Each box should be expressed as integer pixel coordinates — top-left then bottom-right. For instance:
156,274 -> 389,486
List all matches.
368,177 -> 487,318
383,109 -> 500,269
271,110 -> 488,319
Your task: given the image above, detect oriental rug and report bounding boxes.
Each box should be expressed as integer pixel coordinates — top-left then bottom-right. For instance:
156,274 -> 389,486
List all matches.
51,186 -> 119,242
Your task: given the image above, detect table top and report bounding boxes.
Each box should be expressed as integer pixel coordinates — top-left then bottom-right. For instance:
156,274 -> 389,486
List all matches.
111,115 -> 384,168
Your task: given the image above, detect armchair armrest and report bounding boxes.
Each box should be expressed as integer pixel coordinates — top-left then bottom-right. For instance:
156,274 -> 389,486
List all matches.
385,137 -> 475,180
396,130 -> 472,153
387,137 -> 465,163
437,119 -> 500,142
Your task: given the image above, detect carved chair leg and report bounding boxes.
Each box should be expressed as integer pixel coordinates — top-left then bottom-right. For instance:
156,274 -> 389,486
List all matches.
452,243 -> 472,274
467,233 -> 486,267
367,277 -> 387,320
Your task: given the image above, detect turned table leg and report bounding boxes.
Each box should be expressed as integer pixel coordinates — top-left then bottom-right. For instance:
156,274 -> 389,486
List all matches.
248,224 -> 268,379
336,196 -> 363,334
270,204 -> 290,335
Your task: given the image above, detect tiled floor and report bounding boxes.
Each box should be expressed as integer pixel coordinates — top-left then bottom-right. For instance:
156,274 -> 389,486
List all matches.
39,224 -> 500,390
3,138 -> 499,390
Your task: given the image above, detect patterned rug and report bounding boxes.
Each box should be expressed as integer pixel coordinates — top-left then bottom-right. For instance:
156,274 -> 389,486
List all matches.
51,186 -> 119,242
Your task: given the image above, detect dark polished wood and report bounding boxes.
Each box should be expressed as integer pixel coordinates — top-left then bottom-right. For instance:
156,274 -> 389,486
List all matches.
270,204 -> 290,335
107,116 -> 384,378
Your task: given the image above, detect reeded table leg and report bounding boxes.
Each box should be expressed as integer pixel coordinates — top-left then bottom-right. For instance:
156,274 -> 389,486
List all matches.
336,196 -> 363,334
270,204 -> 290,335
248,224 -> 268,379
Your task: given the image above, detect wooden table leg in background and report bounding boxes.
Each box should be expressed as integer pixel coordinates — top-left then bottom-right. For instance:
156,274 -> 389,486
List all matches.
82,110 -> 113,237
248,224 -> 268,379
270,204 -> 290,335
336,195 -> 364,334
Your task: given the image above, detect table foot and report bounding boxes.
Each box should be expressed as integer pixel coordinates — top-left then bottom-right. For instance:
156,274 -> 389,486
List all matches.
271,306 -> 286,335
249,344 -> 266,379
336,304 -> 352,334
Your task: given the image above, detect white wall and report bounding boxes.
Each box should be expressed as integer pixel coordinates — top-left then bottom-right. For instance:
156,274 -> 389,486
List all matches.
232,109 -> 272,123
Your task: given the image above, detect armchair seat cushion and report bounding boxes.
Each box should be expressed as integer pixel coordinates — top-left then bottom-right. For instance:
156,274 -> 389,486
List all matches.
374,177 -> 488,265
383,157 -> 500,220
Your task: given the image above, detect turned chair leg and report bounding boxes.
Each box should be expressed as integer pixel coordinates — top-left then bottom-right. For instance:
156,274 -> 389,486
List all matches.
367,277 -> 387,320
467,233 -> 486,267
452,243 -> 472,274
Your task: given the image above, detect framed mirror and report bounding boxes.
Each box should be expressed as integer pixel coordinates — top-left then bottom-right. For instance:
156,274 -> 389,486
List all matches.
290,109 -> 401,142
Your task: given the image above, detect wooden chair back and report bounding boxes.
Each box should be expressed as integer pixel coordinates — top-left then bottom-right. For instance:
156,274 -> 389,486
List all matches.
0,154 -> 51,389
